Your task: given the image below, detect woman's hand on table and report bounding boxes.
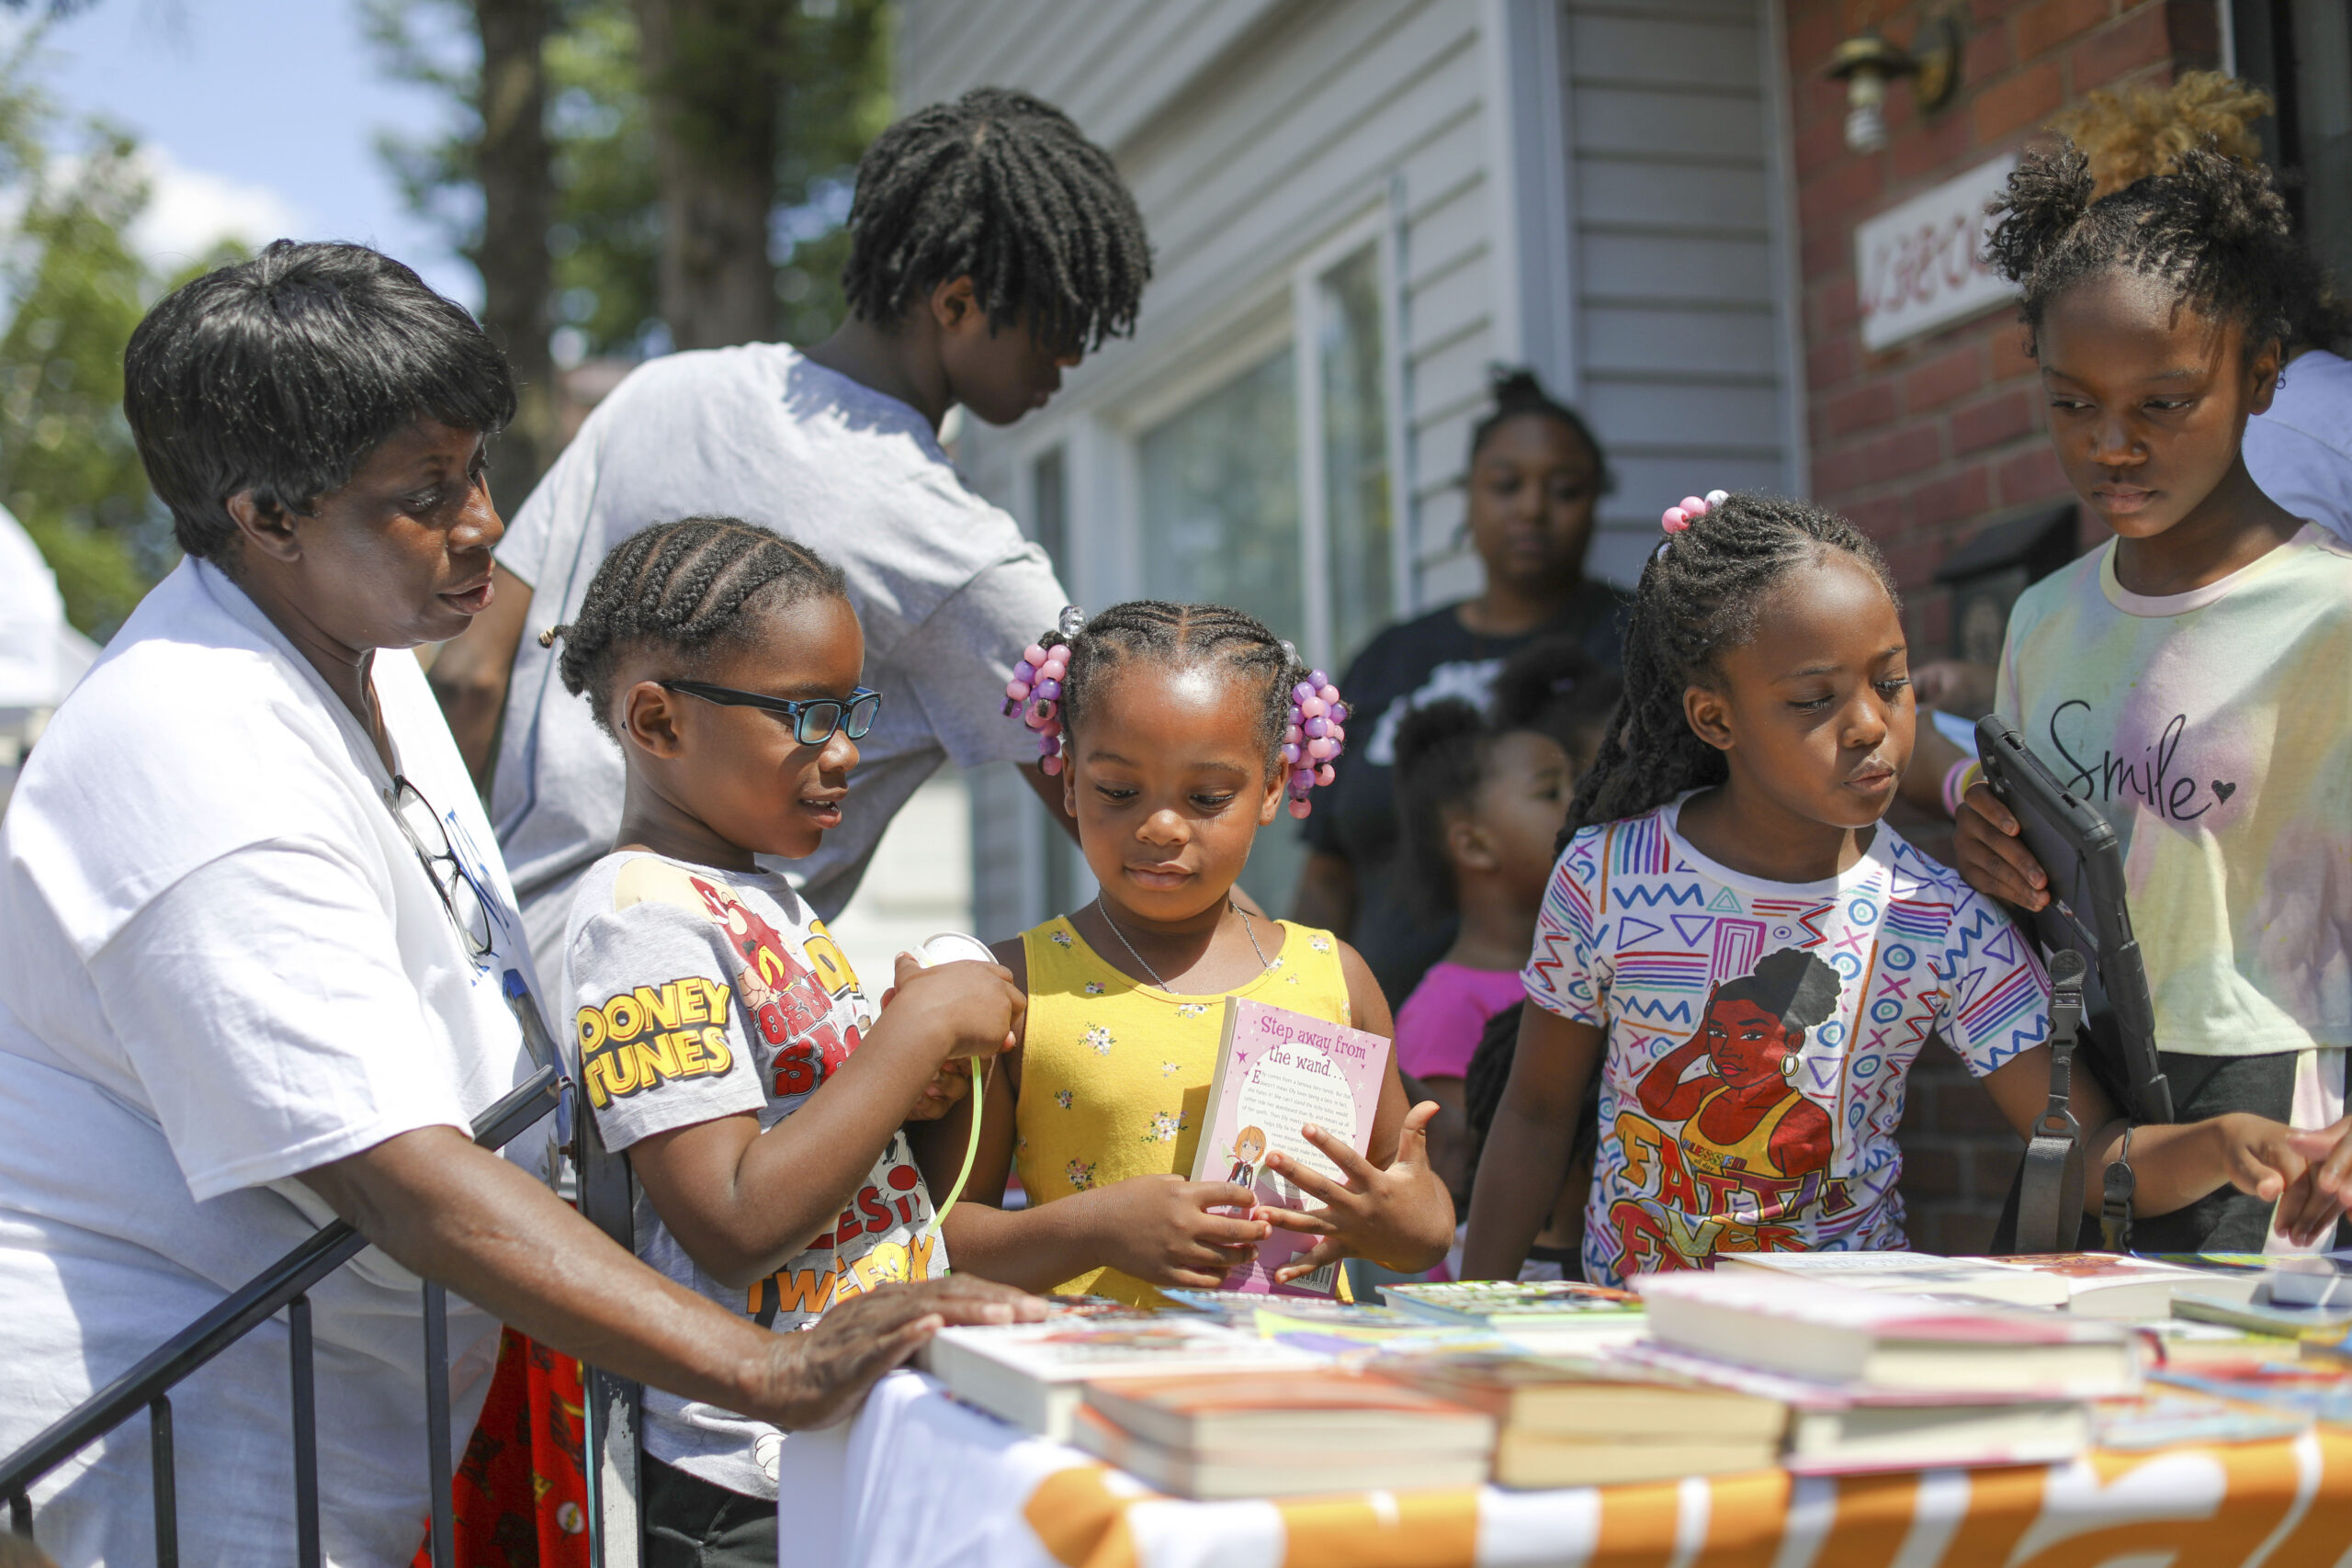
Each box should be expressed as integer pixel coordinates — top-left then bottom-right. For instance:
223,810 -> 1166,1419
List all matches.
1261,1100 -> 1456,1282
755,1276 -> 1046,1429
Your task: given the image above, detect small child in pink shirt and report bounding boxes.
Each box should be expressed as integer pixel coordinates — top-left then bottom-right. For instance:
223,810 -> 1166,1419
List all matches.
1389,699 -> 1576,1206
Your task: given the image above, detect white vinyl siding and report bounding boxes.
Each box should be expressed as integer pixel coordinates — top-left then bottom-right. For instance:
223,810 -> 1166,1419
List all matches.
899,0 -> 1806,937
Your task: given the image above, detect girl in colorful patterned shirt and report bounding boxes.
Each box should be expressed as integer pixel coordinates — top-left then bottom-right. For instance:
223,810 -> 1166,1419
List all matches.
912,601 -> 1454,1304
1462,491 -> 2324,1287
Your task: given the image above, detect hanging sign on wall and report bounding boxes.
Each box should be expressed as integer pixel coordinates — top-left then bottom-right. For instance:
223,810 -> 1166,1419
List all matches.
1856,152 -> 2020,353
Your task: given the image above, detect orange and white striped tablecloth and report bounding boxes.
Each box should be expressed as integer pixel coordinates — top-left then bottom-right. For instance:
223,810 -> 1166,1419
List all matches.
774,1371 -> 2352,1568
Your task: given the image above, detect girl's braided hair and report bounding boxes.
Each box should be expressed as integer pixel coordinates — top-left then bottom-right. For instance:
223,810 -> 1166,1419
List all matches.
1985,141 -> 2346,359
841,87 -> 1152,354
1563,492 -> 1897,840
1055,601 -> 1314,773
548,517 -> 848,740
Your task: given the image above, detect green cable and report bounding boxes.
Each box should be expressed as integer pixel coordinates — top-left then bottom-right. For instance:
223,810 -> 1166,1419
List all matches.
925,1058 -> 989,1242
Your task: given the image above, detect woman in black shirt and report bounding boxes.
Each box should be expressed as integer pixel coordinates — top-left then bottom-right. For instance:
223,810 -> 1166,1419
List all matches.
1292,368 -> 1626,1009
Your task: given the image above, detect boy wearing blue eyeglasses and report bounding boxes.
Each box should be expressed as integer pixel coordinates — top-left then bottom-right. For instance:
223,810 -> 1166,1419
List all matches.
545,518 -> 1021,1555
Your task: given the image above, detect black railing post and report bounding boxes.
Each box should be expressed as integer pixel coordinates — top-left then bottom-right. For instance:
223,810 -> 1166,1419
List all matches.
150,1395 -> 176,1568
6,1488 -> 28,1536
290,1292 -> 321,1568
423,1283 -> 454,1568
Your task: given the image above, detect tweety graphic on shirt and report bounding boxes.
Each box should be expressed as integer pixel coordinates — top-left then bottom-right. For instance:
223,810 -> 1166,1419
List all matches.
588,855 -> 941,1330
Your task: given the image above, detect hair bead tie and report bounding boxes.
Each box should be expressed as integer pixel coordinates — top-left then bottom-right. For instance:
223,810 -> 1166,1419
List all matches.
1003,606 -> 1086,774
1659,488 -> 1731,536
1280,641 -> 1348,819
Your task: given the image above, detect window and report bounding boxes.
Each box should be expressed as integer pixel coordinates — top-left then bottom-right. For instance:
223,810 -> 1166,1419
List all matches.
1313,246 -> 1396,671
1138,346 -> 1305,640
2235,0 -> 2352,288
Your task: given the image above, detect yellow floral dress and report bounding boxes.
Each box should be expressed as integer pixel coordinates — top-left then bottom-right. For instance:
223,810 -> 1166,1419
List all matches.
1013,915 -> 1351,1303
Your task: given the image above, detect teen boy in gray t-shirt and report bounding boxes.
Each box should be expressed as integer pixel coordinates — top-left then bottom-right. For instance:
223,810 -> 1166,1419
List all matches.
428,88 -> 1153,982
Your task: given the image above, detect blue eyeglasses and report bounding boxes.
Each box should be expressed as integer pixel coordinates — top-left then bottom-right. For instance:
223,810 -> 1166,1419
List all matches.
660,680 -> 882,744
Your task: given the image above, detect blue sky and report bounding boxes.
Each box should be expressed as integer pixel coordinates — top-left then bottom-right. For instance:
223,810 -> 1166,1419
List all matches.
25,0 -> 475,303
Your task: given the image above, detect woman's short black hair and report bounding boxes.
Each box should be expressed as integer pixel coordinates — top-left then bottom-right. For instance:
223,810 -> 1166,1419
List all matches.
124,241 -> 517,561
840,87 -> 1152,354
1466,367 -> 1613,493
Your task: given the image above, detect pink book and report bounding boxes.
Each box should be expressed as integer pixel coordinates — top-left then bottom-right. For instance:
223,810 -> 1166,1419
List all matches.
1185,998 -> 1392,1297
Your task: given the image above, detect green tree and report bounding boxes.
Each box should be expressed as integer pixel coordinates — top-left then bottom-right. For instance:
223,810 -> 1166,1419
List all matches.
0,34 -> 201,639
370,0 -> 890,378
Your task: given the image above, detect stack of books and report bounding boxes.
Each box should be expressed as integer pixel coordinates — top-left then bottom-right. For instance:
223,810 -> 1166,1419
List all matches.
1371,1349 -> 1786,1485
919,1315 -> 1328,1440
1068,1371 -> 1495,1497
1623,1271 -> 2143,1471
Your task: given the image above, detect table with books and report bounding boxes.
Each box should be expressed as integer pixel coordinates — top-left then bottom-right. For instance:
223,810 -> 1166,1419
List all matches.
777,1253 -> 2352,1568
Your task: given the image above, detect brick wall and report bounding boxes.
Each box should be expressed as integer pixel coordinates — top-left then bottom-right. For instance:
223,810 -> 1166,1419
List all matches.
1779,0 -> 2222,1252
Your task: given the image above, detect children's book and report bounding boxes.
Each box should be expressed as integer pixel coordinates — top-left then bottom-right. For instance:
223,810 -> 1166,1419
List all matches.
2092,1388 -> 2310,1450
1068,1401 -> 1491,1498
2265,1251 -> 2352,1308
2150,1365 -> 2352,1427
2135,1318 -> 2302,1375
1614,1343 -> 2094,1473
1185,998 -> 1394,1297
1726,1251 -> 2263,1317
2174,1288 -> 2352,1340
1368,1348 -> 1787,1439
1634,1272 -> 2142,1396
1378,1279 -> 1645,1341
917,1317 -> 1328,1440
1159,1287 -> 1491,1355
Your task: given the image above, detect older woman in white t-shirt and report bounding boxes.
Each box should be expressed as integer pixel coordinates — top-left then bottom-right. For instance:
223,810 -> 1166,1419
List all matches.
0,243 -> 1035,1567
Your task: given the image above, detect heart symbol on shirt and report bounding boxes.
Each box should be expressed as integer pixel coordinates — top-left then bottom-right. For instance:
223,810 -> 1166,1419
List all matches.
2212,780 -> 2236,804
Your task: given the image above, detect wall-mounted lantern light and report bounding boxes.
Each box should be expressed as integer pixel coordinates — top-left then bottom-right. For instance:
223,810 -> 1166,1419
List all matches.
1826,12 -> 1963,154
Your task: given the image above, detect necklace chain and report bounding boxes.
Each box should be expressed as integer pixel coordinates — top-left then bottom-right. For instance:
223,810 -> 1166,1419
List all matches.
1093,897 -> 1271,995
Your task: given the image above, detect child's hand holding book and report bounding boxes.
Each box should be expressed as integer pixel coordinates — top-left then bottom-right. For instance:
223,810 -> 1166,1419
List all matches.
1260,1100 -> 1456,1284
1078,1175 -> 1273,1291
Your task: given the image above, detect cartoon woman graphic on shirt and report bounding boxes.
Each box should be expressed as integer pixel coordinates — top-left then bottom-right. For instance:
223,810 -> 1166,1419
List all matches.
1636,946 -> 1839,1185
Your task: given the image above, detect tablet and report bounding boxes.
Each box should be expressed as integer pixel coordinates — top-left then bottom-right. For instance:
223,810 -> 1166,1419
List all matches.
1973,714 -> 2174,1123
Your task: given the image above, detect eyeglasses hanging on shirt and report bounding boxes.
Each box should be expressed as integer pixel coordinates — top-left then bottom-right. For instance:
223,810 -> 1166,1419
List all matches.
387,773 -> 500,971
657,680 -> 882,744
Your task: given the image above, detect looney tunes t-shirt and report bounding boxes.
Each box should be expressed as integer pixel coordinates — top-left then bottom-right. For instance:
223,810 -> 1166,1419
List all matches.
1522,800 -> 2050,1286
561,851 -> 941,1499
1996,526 -> 2352,1058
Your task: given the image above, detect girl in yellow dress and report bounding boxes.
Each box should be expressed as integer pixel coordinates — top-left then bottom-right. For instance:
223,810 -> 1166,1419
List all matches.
912,602 -> 1454,1303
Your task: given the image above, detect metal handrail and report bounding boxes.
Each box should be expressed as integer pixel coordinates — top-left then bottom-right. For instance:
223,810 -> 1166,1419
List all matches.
0,1062 -> 563,1563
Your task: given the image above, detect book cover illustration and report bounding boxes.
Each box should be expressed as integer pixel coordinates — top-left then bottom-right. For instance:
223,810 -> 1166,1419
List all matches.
1384,1279 -> 1643,1325
1185,998 -> 1393,1296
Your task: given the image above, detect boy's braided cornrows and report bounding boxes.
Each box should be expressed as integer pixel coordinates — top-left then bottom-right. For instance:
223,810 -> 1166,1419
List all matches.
841,87 -> 1152,353
1985,142 -> 2345,357
1563,492 -> 1897,841
548,516 -> 848,739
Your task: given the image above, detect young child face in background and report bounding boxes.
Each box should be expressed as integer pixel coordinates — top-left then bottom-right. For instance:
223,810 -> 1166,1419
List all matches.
623,592 -> 865,861
1061,662 -> 1283,922
1690,552 -> 1914,833
2036,269 -> 2279,540
1460,728 -> 1574,902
